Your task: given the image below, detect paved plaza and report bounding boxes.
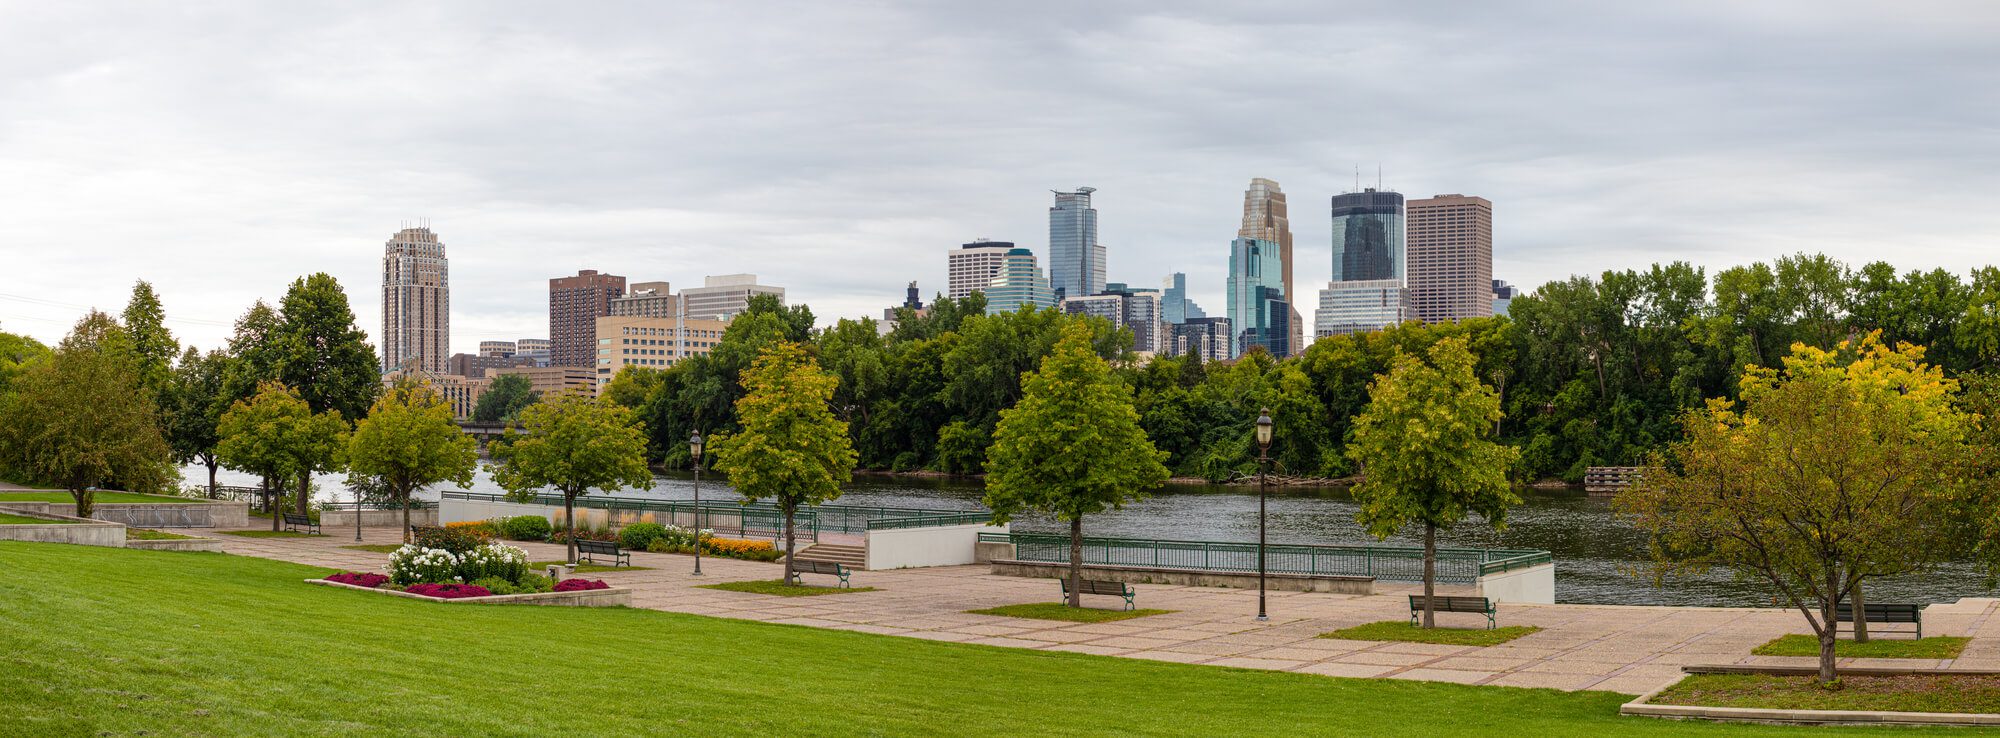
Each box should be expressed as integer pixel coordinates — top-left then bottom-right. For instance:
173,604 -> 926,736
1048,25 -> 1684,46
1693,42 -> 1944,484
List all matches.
214,525 -> 2000,695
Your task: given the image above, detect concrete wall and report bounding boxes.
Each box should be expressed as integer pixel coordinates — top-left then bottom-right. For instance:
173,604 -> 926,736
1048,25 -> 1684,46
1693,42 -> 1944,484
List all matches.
990,559 -> 1374,595
865,522 -> 1007,570
1476,562 -> 1555,604
439,497 -> 787,541
15,500 -> 248,529
440,498 -> 553,525
974,541 -> 1015,564
307,578 -> 630,607
0,505 -> 127,547
125,537 -> 225,552
320,508 -> 438,529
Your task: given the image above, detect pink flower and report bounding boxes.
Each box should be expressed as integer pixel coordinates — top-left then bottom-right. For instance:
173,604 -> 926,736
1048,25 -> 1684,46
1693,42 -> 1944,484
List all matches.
405,583 -> 494,599
326,572 -> 389,588
553,579 -> 610,592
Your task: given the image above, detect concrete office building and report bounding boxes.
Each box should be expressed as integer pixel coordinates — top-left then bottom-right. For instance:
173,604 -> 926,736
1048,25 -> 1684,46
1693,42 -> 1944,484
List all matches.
984,248 -> 1056,315
948,240 -> 1016,300
1407,194 -> 1495,323
445,352 -> 538,379
380,226 -> 450,373
681,274 -> 783,320
609,281 -> 679,318
592,314 -> 731,390
1314,279 -> 1414,338
1170,317 -> 1234,362
548,270 -> 626,367
1049,188 -> 1105,300
380,367 -> 486,419
489,365 -> 598,399
478,340 -> 516,358
1062,288 -> 1163,354
1240,179 -> 1301,352
513,338 -> 551,366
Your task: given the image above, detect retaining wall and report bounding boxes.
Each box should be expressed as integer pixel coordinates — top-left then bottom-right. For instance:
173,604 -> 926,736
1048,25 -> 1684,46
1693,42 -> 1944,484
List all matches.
14,499 -> 249,529
307,578 -> 631,607
320,508 -> 437,529
866,522 -> 1007,570
1476,562 -> 1556,604
990,559 -> 1374,594
125,537 -> 226,552
0,505 -> 127,547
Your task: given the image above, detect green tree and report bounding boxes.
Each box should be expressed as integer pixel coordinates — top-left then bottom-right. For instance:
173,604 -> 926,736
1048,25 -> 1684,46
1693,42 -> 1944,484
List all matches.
710,342 -> 857,584
984,324 -> 1169,607
120,280 -> 179,403
214,381 -> 348,531
0,312 -> 171,516
221,301 -> 283,420
346,378 -> 479,542
0,328 -> 51,398
1617,334 -> 1976,684
492,392 -> 653,563
473,373 -> 538,423
273,274 -> 379,515
166,347 -> 232,497
1347,337 -> 1520,627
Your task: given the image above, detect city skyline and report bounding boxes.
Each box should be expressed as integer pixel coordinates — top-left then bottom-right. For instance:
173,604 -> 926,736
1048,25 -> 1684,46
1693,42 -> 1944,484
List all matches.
3,4 -> 1995,353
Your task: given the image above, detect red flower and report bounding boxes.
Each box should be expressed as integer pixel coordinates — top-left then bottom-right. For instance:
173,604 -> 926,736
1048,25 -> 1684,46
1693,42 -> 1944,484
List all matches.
553,579 -> 610,592
405,583 -> 494,599
326,572 -> 389,588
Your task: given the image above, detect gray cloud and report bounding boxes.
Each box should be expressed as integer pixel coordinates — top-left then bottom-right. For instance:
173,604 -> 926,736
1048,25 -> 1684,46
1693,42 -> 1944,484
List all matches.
2,1 -> 1996,350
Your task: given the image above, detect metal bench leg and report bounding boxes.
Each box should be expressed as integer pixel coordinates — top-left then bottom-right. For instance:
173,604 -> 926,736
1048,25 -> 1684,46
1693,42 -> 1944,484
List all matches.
1124,593 -> 1134,611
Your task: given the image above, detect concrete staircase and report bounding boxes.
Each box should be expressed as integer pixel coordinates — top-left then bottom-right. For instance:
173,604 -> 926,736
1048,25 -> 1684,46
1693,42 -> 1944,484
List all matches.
795,543 -> 867,570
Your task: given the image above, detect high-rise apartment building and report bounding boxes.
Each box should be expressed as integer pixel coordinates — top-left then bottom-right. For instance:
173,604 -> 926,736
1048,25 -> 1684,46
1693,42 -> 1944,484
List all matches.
1317,188 -> 1411,337
380,226 -> 450,373
947,240 -> 1015,300
1239,179 -> 1301,352
984,248 -> 1056,315
1227,237 -> 1290,358
478,340 -> 516,358
1169,317 -> 1234,362
592,314 -> 732,390
1049,188 -> 1104,300
1062,288 -> 1163,354
1407,194 -> 1495,323
681,274 -> 783,320
609,281 -> 679,318
548,270 -> 626,367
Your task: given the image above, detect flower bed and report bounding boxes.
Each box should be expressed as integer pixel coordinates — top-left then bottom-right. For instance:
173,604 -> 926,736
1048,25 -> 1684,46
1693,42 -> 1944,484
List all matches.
307,577 -> 631,607
407,583 -> 494,599
326,572 -> 389,588
554,579 -> 609,592
644,534 -> 783,562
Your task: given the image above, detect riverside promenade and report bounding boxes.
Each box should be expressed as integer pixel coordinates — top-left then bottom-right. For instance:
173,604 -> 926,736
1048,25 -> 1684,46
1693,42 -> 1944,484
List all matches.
215,526 -> 2000,695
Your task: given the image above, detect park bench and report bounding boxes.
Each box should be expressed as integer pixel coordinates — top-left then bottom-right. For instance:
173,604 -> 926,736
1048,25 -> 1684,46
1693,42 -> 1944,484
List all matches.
1060,578 -> 1136,611
575,539 -> 630,567
793,559 -> 851,588
281,513 -> 320,535
1409,595 -> 1497,629
1836,602 -> 1923,640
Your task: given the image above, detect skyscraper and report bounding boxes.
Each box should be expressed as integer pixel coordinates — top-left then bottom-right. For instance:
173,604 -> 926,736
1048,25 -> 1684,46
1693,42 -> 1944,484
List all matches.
1316,188 -> 1412,337
1407,194 -> 1495,323
1160,272 -> 1207,325
1492,279 -> 1516,317
1048,187 -> 1104,300
984,248 -> 1056,315
1227,237 -> 1289,358
1063,288 -> 1163,354
380,225 -> 449,373
548,269 -> 625,367
1239,179 -> 1300,351
947,240 -> 1015,300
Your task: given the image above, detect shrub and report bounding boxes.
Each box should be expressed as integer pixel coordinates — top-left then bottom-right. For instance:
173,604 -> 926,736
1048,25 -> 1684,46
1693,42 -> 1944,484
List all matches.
412,524 -> 490,553
647,538 -> 694,555
457,542 -> 530,584
549,526 -> 617,545
499,515 -> 552,541
469,576 -> 519,595
554,579 -> 609,592
619,522 -> 669,551
514,572 -> 554,593
405,583 -> 493,599
325,572 -> 389,588
447,520 -> 500,538
387,545 -> 461,586
706,538 -> 781,561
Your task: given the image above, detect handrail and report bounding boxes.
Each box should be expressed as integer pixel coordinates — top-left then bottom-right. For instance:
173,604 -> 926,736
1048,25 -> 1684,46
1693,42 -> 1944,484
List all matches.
866,511 -> 995,530
976,531 -> 1551,585
439,490 -> 993,534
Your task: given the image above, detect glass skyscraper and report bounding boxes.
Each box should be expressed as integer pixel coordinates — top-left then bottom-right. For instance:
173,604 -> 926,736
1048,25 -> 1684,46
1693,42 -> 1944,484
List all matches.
1160,272 -> 1207,325
1330,188 -> 1404,282
984,248 -> 1056,315
1227,237 -> 1289,358
1048,187 -> 1103,300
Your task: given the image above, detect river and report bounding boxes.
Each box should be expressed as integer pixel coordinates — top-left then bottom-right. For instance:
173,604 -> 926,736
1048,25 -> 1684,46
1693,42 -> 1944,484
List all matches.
186,464 -> 1996,608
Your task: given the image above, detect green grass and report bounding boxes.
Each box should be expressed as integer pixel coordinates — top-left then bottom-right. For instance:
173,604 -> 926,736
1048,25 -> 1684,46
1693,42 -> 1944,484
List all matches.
1320,621 -> 1545,647
1750,634 -> 1969,658
698,579 -> 878,597
1654,672 -> 2000,714
531,560 -> 653,573
125,528 -> 197,540
0,512 -> 75,525
966,602 -> 1173,622
0,491 -> 202,504
3,543 -> 1990,737
218,530 -> 323,539
341,544 -> 404,553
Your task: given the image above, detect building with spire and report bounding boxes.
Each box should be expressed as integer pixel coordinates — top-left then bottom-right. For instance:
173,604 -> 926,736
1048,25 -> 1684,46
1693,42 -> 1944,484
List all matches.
1049,187 -> 1104,300
380,225 -> 449,374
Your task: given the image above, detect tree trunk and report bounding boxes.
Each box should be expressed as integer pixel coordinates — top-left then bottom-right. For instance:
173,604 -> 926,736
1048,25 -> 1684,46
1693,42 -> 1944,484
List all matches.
565,494 -> 578,565
1422,521 -> 1437,629
1852,581 -> 1870,643
72,488 -> 94,519
267,477 -> 280,532
1068,516 -> 1083,608
296,470 -> 312,516
1819,570 -> 1840,685
205,460 -> 219,499
783,501 -> 798,586
400,492 -> 413,544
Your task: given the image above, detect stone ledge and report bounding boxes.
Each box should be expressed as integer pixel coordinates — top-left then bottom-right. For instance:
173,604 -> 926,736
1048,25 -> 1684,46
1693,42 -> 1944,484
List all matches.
306,578 -> 632,607
989,559 -> 1373,595
0,508 -> 127,548
1619,666 -> 2000,727
126,537 -> 225,552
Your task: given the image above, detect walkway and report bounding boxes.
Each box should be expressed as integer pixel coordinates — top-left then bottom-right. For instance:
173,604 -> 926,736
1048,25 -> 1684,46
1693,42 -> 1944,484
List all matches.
210,526 -> 2000,695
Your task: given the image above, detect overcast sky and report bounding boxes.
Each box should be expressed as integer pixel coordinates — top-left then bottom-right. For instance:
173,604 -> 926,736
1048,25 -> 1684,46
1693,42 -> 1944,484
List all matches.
2,1 -> 1996,352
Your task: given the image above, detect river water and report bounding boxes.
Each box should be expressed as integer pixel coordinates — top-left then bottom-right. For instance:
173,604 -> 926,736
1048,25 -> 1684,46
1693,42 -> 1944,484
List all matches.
190,464 -> 1994,608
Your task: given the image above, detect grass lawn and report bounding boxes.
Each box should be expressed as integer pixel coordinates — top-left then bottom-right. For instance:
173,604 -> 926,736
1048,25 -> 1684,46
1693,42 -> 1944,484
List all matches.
966,602 -> 1173,623
1751,634 -> 1969,659
4,544 -> 1989,738
1654,673 -> 2000,714
125,528 -> 197,540
0,491 -> 203,504
0,512 -> 75,525
1321,621 -> 1545,647
218,530 -> 323,539
341,544 -> 404,553
530,560 -> 653,573
698,579 -> 878,597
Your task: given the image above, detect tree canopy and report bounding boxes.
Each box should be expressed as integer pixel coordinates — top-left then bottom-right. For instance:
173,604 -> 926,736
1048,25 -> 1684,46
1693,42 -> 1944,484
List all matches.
492,391 -> 653,563
347,378 -> 479,541
472,372 -> 537,423
0,312 -> 172,515
214,381 -> 347,530
710,341 -> 857,584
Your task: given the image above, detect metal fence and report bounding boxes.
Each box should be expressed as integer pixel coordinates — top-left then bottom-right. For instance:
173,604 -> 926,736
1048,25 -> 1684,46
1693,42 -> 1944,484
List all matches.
979,532 -> 1550,585
437,491 -> 993,539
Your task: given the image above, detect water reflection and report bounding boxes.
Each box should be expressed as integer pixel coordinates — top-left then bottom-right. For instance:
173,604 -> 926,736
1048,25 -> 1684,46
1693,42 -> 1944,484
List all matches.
192,464 -> 1993,608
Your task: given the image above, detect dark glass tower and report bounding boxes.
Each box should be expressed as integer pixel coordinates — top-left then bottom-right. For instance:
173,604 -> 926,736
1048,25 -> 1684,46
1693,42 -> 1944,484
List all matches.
1330,189 -> 1404,282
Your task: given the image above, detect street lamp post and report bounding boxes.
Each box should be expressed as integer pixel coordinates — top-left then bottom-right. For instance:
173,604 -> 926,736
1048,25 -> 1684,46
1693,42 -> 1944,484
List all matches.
690,430 -> 704,577
1255,408 -> 1273,622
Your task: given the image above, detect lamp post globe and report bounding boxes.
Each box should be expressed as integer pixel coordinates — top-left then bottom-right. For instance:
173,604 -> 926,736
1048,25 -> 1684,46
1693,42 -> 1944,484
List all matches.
689,430 -> 705,576
1255,408 -> 1273,622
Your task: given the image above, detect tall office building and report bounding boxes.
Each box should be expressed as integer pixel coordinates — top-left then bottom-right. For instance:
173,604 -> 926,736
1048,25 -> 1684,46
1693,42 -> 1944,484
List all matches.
681,274 -> 783,320
1239,179 -> 1300,351
1049,187 -> 1104,300
984,248 -> 1056,315
947,240 -> 1015,300
1170,317 -> 1234,362
548,269 -> 626,367
609,281 -> 679,318
1227,237 -> 1290,358
1492,279 -> 1517,317
593,314 -> 732,390
1161,272 -> 1208,325
379,226 -> 450,373
514,338 -> 551,365
1063,288 -> 1163,354
1407,194 -> 1495,323
477,340 -> 516,358
1317,188 -> 1411,337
